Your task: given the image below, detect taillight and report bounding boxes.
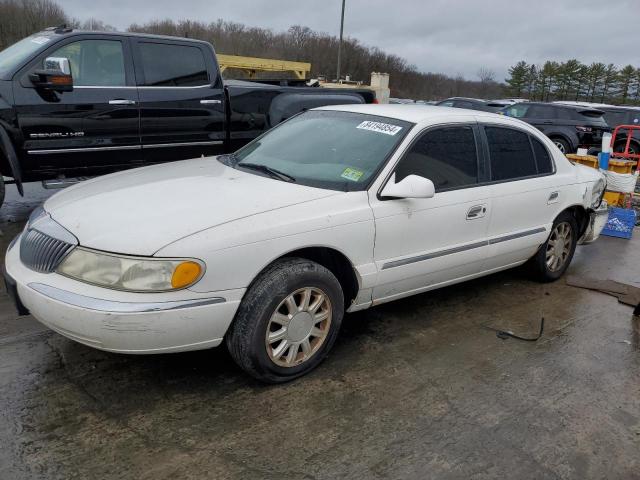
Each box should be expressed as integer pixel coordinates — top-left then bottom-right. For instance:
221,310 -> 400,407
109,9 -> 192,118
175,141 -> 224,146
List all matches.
372,98 -> 379,104
576,126 -> 593,133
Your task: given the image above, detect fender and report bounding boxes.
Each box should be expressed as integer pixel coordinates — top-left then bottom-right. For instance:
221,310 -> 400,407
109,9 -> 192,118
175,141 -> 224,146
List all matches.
0,127 -> 24,196
268,92 -> 365,127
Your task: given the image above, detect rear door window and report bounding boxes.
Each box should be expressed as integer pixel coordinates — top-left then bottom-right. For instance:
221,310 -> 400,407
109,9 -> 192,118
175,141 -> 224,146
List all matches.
138,42 -> 209,86
395,126 -> 479,191
525,105 -> 557,119
485,126 -> 537,181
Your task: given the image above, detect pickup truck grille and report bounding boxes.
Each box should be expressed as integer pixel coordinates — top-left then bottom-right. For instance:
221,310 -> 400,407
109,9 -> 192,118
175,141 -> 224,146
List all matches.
20,228 -> 75,273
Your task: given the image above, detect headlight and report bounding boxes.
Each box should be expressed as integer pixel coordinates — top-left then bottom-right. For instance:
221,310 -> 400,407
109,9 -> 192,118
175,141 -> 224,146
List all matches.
57,248 -> 204,292
591,178 -> 606,208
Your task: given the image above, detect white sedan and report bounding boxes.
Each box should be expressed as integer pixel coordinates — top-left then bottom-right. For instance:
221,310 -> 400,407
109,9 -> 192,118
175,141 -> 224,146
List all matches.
4,104 -> 608,382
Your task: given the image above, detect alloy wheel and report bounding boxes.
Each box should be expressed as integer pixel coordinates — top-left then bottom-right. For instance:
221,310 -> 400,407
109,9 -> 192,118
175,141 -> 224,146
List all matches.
546,222 -> 572,272
553,141 -> 566,153
265,287 -> 332,367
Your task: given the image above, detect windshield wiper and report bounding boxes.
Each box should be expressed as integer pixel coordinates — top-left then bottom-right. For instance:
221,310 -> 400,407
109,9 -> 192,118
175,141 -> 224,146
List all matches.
238,162 -> 296,182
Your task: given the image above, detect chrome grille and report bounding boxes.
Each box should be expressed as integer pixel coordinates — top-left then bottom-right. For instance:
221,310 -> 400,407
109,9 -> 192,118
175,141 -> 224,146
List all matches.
20,228 -> 75,273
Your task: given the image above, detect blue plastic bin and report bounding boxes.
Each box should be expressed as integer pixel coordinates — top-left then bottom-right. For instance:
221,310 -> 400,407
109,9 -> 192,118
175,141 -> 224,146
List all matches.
598,152 -> 610,169
601,207 -> 636,239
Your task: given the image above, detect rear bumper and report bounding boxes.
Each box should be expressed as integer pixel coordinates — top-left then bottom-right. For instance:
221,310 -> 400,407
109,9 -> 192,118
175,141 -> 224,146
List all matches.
579,201 -> 609,244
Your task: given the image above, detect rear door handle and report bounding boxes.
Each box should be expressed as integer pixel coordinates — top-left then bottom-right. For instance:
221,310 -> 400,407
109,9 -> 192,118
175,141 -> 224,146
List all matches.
200,99 -> 222,104
109,99 -> 136,105
466,205 -> 487,220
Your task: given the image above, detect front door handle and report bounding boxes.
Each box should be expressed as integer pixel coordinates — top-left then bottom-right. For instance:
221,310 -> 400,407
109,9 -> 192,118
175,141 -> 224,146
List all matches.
200,99 -> 222,105
109,99 -> 136,105
466,205 -> 487,220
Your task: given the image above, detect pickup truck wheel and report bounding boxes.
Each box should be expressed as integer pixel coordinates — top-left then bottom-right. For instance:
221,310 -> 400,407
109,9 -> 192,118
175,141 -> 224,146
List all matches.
226,258 -> 344,383
529,211 -> 578,282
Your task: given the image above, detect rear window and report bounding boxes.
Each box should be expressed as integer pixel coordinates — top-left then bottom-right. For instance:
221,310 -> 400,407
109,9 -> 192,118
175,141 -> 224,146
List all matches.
575,109 -> 607,126
139,42 -> 209,86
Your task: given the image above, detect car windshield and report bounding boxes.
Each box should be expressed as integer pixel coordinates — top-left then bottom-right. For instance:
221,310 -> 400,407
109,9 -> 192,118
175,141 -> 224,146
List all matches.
230,110 -> 413,191
0,34 -> 54,78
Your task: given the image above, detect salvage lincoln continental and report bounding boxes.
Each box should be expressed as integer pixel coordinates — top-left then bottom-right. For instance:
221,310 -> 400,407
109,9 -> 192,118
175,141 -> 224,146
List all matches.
4,104 -> 608,382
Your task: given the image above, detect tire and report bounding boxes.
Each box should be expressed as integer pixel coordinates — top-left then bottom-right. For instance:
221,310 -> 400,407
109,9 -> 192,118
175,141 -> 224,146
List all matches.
613,140 -> 639,156
551,137 -> 571,154
226,257 -> 344,383
529,211 -> 578,282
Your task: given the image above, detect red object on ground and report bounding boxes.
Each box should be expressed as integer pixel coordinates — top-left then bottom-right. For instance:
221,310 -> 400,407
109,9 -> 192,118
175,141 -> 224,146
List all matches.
610,125 -> 640,170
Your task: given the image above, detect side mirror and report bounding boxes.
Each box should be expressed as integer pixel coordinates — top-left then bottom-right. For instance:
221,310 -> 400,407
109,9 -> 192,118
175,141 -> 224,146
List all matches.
29,57 -> 73,92
380,173 -> 435,199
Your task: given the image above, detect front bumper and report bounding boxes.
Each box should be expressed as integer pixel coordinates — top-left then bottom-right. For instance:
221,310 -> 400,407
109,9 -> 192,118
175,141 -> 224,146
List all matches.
4,237 -> 244,354
579,201 -> 609,244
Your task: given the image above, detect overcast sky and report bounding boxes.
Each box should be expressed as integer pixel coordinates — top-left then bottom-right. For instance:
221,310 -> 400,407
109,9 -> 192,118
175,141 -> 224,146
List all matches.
56,0 -> 640,81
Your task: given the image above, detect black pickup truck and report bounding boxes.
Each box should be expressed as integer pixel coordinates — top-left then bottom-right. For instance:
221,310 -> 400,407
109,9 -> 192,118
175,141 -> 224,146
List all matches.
0,26 -> 375,206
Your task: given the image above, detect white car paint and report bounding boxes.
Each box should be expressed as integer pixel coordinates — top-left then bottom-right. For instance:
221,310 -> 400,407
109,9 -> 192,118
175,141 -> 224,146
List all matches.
5,104 -> 607,354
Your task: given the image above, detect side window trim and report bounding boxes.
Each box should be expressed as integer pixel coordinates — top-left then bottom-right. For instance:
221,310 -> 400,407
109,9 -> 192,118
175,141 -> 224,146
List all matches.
376,122 -> 482,200
131,39 -> 214,88
479,123 -> 557,185
17,35 -> 135,87
528,135 -> 557,175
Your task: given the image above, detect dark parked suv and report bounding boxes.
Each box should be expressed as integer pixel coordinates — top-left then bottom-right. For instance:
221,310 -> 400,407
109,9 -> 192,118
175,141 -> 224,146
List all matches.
501,102 -> 610,154
436,97 -> 511,113
597,105 -> 640,154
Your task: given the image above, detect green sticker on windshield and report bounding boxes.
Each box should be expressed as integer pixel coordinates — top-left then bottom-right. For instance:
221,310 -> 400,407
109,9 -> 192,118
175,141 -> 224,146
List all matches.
341,167 -> 364,182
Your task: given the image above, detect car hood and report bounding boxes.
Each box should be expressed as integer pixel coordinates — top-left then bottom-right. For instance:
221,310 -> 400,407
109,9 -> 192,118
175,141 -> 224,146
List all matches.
45,157 -> 341,256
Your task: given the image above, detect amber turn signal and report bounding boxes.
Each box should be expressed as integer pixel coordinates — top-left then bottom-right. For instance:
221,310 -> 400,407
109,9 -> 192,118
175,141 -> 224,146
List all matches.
171,261 -> 202,289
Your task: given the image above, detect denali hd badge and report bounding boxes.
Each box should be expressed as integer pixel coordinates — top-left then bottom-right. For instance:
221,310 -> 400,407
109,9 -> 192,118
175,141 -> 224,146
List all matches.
30,132 -> 85,139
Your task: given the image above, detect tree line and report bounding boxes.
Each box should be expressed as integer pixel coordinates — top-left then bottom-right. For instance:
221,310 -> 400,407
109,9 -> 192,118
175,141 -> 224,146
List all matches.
0,0 -> 506,100
506,60 -> 640,105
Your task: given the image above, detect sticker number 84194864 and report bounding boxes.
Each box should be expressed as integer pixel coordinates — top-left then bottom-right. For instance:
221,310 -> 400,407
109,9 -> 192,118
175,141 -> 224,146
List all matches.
356,121 -> 403,136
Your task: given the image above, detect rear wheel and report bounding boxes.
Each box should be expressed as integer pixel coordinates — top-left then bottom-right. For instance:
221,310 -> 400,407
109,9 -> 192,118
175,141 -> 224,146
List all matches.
529,211 -> 578,282
551,137 -> 571,154
614,140 -> 639,156
226,258 -> 344,383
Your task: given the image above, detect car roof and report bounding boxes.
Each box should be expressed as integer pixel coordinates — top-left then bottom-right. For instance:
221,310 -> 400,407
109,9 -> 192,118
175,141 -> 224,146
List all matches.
315,103 -> 509,123
36,28 -> 212,46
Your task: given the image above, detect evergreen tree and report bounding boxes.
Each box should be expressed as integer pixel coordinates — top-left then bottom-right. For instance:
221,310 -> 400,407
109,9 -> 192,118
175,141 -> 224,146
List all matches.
506,61 -> 528,97
617,65 -> 636,104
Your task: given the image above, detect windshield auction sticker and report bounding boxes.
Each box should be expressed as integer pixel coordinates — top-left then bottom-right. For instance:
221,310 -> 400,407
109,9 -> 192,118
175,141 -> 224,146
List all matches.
357,121 -> 403,136
341,167 -> 364,182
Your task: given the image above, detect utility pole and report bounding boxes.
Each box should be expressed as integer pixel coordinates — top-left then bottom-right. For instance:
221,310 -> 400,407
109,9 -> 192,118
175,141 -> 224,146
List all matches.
336,0 -> 346,82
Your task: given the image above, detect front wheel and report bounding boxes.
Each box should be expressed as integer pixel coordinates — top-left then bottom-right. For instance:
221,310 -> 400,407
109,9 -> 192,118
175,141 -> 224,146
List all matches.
529,212 -> 578,282
226,258 -> 344,383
